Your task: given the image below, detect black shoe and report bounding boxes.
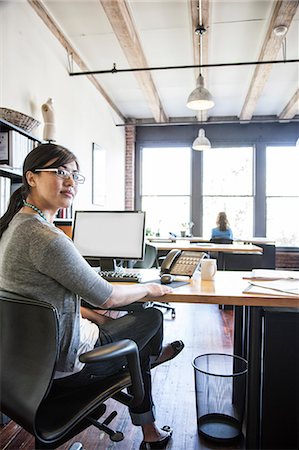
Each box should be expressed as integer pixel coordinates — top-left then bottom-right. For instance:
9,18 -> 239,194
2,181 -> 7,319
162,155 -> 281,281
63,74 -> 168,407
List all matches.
151,340 -> 184,369
140,426 -> 173,449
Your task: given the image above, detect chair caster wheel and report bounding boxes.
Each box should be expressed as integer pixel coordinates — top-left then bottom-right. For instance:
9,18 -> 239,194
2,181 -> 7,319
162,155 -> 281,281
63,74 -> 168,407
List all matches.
69,443 -> 83,450
111,431 -> 124,442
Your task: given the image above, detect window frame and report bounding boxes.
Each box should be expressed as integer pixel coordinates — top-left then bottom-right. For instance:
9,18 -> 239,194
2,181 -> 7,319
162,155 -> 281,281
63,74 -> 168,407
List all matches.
135,123 -> 299,249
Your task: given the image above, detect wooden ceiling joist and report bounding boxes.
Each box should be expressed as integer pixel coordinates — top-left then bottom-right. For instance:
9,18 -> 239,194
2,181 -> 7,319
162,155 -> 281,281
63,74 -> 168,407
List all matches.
279,89 -> 299,120
27,0 -> 125,122
240,0 -> 299,121
100,0 -> 168,123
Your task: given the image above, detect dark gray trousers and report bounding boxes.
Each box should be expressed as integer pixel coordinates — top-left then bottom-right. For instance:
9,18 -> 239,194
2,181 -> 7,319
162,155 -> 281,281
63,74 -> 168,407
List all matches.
53,307 -> 164,425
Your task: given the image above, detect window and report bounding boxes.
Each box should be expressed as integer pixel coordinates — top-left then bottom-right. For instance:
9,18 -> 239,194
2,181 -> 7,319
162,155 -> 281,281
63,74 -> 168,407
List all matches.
266,146 -> 299,247
202,147 -> 254,239
141,147 -> 191,236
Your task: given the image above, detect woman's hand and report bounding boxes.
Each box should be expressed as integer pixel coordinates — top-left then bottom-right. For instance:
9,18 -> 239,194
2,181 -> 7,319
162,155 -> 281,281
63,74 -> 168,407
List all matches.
145,283 -> 173,297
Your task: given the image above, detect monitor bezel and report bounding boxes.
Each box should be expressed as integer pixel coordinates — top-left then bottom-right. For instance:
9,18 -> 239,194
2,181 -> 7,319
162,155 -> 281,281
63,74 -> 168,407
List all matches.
72,210 -> 146,262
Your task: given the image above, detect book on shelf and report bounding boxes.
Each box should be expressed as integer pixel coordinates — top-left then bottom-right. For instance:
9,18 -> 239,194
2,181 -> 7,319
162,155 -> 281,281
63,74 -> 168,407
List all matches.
243,269 -> 299,296
0,176 -> 11,217
0,131 -> 9,163
8,130 -> 37,170
56,207 -> 73,220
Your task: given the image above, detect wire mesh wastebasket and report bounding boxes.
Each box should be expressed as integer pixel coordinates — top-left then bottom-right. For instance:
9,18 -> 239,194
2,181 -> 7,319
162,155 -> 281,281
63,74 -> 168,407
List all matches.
192,353 -> 248,443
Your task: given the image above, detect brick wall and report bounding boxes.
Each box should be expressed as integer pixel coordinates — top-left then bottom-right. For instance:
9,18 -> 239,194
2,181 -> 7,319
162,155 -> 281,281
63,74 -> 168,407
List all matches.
276,250 -> 299,270
125,125 -> 135,210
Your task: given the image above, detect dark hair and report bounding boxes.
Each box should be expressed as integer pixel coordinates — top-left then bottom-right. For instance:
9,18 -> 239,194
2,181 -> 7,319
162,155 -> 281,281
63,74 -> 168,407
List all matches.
217,211 -> 229,231
0,143 -> 78,238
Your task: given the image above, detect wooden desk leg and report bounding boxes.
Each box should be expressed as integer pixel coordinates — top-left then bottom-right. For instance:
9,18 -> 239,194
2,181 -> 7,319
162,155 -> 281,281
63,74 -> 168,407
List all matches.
233,306 -> 245,358
246,306 -> 263,449
217,252 -> 225,270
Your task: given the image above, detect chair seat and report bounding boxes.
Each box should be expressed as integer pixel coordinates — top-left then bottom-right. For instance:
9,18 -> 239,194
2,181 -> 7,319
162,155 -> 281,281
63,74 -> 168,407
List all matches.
36,371 -> 131,442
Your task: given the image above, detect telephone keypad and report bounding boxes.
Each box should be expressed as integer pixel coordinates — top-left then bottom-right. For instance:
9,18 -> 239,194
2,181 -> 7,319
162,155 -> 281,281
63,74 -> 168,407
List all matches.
171,251 -> 206,276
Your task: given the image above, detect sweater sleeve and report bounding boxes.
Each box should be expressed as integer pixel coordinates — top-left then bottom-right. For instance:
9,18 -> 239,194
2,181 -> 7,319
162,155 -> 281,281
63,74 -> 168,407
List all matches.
29,229 -> 113,307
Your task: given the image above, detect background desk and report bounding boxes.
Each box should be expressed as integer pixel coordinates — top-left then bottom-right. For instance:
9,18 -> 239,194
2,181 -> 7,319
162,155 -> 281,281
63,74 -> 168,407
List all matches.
148,241 -> 263,254
147,238 -> 276,270
124,269 -> 299,449
148,242 -> 263,271
148,236 -> 274,245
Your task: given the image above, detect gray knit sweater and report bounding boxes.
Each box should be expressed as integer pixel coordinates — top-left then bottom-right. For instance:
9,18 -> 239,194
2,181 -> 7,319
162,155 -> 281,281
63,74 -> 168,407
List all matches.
0,213 -> 113,372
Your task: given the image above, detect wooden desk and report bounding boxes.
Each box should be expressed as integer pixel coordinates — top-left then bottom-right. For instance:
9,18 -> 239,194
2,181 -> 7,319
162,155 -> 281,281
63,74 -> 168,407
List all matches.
235,237 -> 275,245
148,241 -> 263,254
148,241 -> 263,271
139,269 -> 299,307
130,269 -> 299,448
148,236 -> 275,245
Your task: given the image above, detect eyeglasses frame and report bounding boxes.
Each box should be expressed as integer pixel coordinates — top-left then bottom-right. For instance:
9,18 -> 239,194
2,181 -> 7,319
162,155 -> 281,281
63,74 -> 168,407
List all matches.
34,168 -> 85,184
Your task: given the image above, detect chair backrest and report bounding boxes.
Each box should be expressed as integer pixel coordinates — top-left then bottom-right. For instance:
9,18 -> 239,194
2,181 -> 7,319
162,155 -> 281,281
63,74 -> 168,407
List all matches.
0,290 -> 58,435
134,243 -> 158,268
210,237 -> 233,244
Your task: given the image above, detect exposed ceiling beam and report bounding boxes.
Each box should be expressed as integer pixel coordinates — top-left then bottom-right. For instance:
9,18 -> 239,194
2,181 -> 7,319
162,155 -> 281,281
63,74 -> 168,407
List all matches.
189,0 -> 211,121
100,0 -> 168,123
27,0 -> 125,122
240,0 -> 299,121
119,114 -> 299,127
279,89 -> 299,120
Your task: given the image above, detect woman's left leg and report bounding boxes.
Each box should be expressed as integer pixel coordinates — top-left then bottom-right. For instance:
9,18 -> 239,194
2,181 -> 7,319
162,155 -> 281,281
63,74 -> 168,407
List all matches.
98,307 -> 174,446
99,307 -> 163,424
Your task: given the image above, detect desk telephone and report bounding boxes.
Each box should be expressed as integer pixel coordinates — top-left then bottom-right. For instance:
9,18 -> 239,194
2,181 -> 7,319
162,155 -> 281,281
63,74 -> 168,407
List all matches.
160,249 -> 208,277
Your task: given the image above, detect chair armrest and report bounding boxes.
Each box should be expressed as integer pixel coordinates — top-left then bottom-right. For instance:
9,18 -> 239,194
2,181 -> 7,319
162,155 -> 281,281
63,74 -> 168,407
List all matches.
79,339 -> 144,407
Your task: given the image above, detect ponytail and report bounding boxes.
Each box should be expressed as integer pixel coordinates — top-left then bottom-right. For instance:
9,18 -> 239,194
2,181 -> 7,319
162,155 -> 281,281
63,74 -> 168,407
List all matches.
0,186 -> 27,238
217,212 -> 229,231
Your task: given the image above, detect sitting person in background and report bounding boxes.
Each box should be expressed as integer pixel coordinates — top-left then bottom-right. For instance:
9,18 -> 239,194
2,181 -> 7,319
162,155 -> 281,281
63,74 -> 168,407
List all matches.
211,211 -> 233,240
0,143 -> 184,449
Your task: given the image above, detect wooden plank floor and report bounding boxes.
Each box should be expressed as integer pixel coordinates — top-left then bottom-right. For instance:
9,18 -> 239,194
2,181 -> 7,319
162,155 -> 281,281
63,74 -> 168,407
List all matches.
0,304 -> 245,450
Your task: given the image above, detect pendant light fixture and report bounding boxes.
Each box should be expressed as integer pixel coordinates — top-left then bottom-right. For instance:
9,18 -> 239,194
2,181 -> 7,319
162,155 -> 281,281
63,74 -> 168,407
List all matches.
187,1 -> 214,111
192,128 -> 211,151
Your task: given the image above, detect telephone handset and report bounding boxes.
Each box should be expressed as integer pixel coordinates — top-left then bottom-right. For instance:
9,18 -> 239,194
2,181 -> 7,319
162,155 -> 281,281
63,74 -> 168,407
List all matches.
160,249 -> 208,277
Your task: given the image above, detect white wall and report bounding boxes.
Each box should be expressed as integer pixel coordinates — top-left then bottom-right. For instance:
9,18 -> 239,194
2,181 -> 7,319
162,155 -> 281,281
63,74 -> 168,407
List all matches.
0,1 -> 125,211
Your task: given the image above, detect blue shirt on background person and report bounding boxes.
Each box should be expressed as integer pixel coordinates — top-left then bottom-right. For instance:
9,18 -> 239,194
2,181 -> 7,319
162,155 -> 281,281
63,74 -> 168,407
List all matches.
211,226 -> 233,240
211,212 -> 233,240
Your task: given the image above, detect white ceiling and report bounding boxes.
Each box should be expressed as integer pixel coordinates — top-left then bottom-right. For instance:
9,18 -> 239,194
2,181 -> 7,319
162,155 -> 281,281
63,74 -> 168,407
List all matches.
31,0 -> 299,124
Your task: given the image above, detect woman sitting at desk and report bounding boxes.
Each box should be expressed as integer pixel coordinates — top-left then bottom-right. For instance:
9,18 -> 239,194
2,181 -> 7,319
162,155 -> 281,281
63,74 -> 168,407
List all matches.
211,211 -> 233,241
0,143 -> 184,449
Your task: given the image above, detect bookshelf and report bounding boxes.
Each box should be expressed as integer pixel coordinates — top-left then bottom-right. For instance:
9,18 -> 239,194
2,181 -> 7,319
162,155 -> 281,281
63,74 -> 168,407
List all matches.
0,119 -> 74,223
0,117 -> 42,178
0,118 -> 42,216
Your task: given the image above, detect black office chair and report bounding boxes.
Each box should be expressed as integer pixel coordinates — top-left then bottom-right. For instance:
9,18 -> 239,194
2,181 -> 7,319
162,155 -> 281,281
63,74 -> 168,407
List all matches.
134,244 -> 176,319
133,243 -> 159,269
210,237 -> 233,244
0,290 -> 144,449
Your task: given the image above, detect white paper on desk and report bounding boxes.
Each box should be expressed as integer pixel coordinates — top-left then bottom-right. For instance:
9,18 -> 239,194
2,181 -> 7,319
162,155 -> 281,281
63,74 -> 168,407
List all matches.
251,269 -> 299,280
243,279 -> 299,296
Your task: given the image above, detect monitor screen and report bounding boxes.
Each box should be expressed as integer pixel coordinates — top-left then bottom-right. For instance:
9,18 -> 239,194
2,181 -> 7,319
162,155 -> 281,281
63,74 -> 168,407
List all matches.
72,211 -> 145,267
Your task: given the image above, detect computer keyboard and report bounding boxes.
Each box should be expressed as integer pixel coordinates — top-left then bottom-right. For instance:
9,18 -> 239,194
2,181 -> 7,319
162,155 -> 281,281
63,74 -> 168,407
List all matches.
98,270 -> 142,283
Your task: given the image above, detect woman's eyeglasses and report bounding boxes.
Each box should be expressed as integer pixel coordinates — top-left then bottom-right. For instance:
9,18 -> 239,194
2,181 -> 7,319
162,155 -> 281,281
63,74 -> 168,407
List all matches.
34,168 -> 85,184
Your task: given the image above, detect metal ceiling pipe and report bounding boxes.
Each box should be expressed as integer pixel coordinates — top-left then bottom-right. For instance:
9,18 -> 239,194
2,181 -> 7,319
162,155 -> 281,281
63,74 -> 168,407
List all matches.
69,59 -> 299,77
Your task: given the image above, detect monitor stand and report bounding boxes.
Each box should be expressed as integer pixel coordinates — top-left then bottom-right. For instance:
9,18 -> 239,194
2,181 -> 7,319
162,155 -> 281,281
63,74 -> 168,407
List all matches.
99,258 -> 118,271
85,257 -> 117,271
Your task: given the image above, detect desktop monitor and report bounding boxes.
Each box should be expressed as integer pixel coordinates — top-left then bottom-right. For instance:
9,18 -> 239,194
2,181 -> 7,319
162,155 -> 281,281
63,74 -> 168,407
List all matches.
72,210 -> 146,270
